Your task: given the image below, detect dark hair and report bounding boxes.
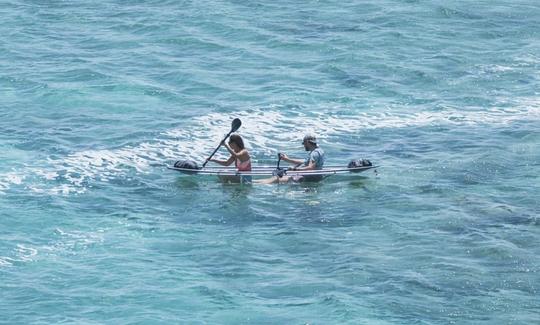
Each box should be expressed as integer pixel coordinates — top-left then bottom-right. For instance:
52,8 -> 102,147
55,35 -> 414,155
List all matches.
228,134 -> 245,150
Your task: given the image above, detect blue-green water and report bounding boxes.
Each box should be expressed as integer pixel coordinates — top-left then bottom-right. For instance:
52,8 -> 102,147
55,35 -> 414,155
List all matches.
1,1 -> 539,323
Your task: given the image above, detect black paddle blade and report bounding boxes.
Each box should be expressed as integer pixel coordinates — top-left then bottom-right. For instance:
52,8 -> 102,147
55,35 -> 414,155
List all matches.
231,118 -> 242,132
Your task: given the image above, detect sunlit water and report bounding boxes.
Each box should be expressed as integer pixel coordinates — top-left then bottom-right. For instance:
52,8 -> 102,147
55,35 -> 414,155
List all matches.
1,1 -> 539,323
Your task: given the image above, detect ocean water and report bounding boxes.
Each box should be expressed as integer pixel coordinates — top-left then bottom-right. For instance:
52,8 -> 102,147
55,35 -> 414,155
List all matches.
1,0 -> 539,323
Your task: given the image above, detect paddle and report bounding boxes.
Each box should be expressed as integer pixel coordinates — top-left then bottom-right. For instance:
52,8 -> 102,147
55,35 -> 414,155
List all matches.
274,153 -> 285,178
281,152 -> 303,170
272,152 -> 304,177
202,118 -> 242,168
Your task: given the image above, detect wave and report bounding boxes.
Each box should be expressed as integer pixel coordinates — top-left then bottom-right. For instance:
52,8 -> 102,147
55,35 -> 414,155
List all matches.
0,102 -> 538,195
0,229 -> 105,269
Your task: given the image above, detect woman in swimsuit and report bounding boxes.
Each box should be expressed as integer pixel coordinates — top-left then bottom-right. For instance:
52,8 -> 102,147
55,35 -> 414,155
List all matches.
208,134 -> 252,184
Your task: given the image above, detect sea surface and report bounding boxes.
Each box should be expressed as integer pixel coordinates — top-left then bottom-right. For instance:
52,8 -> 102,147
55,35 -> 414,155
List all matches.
1,0 -> 539,324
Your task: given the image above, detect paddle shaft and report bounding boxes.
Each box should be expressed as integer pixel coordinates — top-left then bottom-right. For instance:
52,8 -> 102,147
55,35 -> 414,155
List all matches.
202,118 -> 241,168
274,153 -> 303,177
202,131 -> 234,168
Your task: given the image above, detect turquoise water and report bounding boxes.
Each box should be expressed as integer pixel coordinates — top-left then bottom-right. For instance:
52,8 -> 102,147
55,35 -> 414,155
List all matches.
1,0 -> 539,323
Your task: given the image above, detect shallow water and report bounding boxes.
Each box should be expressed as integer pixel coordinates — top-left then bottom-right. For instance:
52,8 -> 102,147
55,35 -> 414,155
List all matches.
1,0 -> 539,324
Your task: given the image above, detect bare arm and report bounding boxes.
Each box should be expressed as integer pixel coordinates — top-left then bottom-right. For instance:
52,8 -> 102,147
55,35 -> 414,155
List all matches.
209,155 -> 235,166
224,143 -> 250,161
279,153 -> 303,166
292,159 -> 316,171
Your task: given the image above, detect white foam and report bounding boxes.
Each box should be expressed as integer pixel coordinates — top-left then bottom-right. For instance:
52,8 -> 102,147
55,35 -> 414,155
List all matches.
0,102 -> 538,195
47,228 -> 105,253
476,64 -> 514,74
0,257 -> 14,267
0,230 -> 106,268
0,172 -> 25,194
15,244 -> 37,262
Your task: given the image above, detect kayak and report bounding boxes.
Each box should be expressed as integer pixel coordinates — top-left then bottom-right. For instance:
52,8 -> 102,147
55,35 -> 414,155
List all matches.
167,165 -> 377,177
169,118 -> 377,182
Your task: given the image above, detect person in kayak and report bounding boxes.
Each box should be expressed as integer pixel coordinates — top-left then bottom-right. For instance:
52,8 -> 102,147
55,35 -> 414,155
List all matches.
256,133 -> 325,184
208,133 -> 252,183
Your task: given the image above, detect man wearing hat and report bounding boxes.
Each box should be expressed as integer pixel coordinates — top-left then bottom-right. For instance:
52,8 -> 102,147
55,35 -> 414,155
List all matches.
279,134 -> 325,171
257,133 -> 326,183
